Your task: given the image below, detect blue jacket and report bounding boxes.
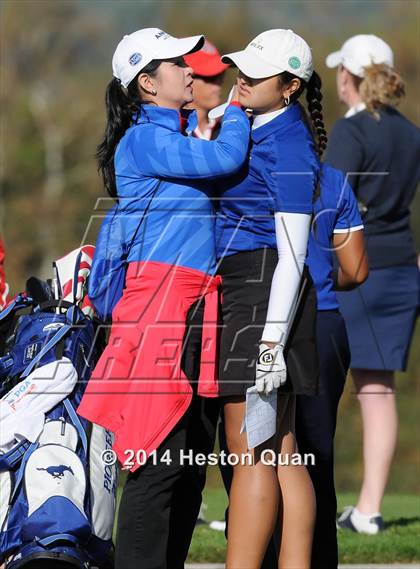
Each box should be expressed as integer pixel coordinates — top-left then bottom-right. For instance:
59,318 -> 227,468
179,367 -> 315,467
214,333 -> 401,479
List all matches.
113,103 -> 250,275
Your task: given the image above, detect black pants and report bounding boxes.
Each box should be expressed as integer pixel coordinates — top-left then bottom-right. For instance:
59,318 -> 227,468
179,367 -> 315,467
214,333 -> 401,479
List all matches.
115,301 -> 220,569
296,310 -> 349,569
219,310 -> 350,569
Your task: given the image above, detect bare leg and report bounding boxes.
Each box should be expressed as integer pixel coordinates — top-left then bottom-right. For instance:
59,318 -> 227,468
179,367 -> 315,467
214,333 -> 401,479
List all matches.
277,396 -> 316,569
352,369 -> 398,514
224,397 -> 279,569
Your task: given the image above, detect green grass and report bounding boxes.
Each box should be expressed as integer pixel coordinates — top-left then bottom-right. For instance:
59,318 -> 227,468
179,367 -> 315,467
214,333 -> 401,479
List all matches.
114,475 -> 420,563
185,489 -> 420,564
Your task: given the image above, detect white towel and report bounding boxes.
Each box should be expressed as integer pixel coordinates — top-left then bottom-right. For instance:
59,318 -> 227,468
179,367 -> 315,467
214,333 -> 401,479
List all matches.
0,357 -> 78,452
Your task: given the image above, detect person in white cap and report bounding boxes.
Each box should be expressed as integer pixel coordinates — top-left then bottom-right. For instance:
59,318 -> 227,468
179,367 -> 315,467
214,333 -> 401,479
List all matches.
325,35 -> 420,535
326,34 -> 394,98
213,29 -> 328,568
76,27 -> 251,569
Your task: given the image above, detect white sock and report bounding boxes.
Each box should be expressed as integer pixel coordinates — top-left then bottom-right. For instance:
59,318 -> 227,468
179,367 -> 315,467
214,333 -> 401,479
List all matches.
351,507 -> 381,534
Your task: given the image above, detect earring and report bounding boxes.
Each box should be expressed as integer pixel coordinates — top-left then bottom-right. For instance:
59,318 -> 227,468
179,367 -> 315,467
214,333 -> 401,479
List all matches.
284,95 -> 290,106
151,89 -> 157,96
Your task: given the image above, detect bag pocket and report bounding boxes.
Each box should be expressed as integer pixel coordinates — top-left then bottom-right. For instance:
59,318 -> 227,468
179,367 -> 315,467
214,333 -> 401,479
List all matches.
22,419 -> 91,544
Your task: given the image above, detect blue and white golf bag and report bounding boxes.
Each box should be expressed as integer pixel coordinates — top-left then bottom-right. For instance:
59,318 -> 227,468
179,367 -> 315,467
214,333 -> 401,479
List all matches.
0,273 -> 117,568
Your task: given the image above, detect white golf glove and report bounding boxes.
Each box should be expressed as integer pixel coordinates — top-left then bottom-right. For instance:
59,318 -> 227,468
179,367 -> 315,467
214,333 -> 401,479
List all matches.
255,343 -> 287,395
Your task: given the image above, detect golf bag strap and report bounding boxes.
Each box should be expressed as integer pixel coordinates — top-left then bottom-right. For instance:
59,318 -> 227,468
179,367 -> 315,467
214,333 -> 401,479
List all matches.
10,441 -> 38,503
0,440 -> 31,471
63,399 -> 88,458
20,324 -> 72,379
0,294 -> 33,321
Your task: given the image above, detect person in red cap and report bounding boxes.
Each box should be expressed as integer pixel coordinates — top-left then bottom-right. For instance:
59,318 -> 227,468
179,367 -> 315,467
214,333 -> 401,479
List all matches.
184,39 -> 229,140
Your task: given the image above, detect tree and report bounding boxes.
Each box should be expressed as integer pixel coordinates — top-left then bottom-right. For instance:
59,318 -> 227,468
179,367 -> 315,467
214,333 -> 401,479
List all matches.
0,0 -> 108,285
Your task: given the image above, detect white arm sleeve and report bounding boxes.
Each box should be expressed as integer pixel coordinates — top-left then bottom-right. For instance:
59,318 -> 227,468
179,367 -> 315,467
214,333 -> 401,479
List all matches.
261,212 -> 311,345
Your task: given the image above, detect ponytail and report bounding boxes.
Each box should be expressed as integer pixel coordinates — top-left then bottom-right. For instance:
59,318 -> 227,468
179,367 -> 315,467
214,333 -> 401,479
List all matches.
96,61 -> 161,198
96,78 -> 139,197
359,63 -> 405,119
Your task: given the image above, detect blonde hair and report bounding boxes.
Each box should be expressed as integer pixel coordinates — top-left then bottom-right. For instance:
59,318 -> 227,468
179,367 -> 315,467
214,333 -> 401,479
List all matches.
358,63 -> 405,118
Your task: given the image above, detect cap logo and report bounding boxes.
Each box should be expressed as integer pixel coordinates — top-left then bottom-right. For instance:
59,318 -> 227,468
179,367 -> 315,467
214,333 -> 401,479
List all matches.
288,56 -> 301,70
129,52 -> 142,66
155,30 -> 170,40
250,38 -> 264,51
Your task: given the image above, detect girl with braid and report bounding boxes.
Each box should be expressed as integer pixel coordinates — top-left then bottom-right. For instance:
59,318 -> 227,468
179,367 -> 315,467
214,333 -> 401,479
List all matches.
250,74 -> 368,568
214,29 -> 323,568
214,48 -> 368,564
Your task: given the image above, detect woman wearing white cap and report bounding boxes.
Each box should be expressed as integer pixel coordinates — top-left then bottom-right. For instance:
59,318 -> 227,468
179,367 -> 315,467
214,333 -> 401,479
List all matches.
325,35 -> 420,534
214,29 -> 327,568
76,28 -> 251,569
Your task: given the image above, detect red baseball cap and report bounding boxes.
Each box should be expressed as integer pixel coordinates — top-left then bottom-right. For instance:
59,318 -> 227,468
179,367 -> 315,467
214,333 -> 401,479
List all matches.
184,39 -> 229,77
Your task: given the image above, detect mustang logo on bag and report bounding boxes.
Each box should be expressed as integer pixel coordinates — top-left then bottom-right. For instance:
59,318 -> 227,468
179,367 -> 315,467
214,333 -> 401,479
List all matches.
36,464 -> 75,479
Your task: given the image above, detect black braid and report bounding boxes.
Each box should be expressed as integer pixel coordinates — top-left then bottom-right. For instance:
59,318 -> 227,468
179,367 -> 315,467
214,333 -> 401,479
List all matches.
305,71 -> 328,158
278,71 -> 327,206
279,70 -> 328,159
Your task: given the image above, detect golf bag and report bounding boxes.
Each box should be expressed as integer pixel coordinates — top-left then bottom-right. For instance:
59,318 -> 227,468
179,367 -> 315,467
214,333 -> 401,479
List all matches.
0,266 -> 117,568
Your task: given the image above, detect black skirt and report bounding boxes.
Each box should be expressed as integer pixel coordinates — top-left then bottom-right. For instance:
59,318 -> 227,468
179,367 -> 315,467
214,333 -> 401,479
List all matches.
218,248 -> 319,397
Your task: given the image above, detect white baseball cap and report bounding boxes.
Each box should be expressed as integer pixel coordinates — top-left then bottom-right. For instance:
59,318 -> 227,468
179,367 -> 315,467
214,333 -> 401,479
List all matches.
112,28 -> 204,88
221,29 -> 313,82
326,34 -> 394,78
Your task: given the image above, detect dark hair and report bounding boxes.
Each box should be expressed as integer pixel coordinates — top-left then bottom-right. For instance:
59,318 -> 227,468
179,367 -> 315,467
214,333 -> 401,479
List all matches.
279,70 -> 328,158
96,60 -> 161,198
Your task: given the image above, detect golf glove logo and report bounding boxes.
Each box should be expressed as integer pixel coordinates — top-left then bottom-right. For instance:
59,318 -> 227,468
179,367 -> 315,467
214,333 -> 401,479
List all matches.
255,343 -> 287,395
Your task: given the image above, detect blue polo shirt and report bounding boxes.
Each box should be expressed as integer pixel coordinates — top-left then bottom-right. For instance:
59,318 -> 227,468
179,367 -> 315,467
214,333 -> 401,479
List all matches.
215,103 -> 320,259
307,164 -> 364,310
